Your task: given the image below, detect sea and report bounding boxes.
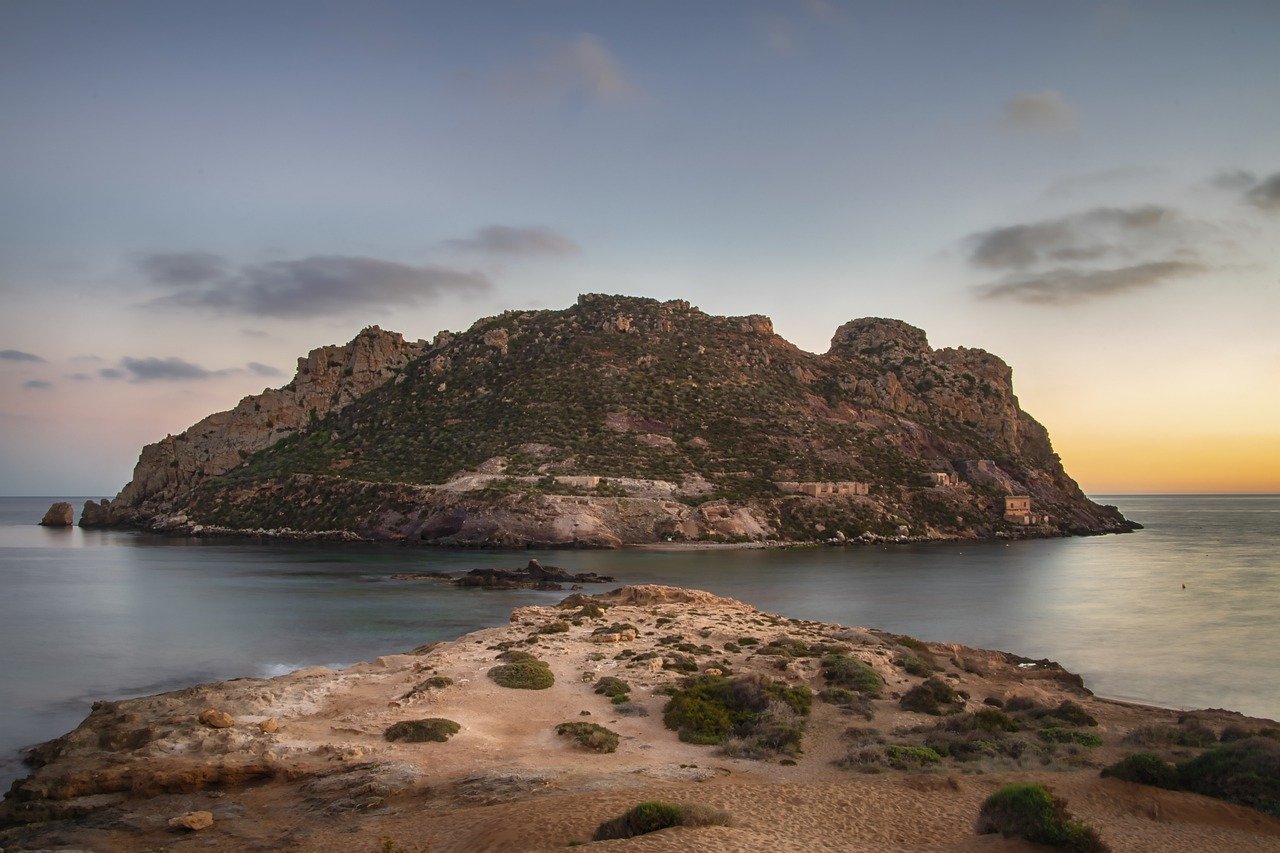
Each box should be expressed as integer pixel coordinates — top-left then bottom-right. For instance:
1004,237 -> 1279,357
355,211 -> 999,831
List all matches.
1,494 -> 1277,790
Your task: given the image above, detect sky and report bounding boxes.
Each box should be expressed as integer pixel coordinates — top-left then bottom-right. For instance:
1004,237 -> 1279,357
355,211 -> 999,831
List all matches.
1,0 -> 1277,496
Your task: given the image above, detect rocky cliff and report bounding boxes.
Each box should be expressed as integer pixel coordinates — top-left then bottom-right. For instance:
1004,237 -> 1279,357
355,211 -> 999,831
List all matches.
81,326 -> 427,527
83,295 -> 1136,545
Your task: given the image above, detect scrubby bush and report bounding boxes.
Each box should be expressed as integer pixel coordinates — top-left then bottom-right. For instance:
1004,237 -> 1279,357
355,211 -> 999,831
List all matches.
384,718 -> 460,743
1125,722 -> 1216,748
556,722 -> 620,753
900,678 -> 964,715
1101,753 -> 1177,788
575,602 -> 606,619
896,654 -> 933,677
820,687 -> 876,720
538,620 -> 570,634
663,674 -> 812,756
1038,727 -> 1103,748
1175,737 -> 1280,816
488,657 -> 554,690
884,744 -> 944,770
975,783 -> 1108,851
401,675 -> 453,699
821,653 -> 883,696
592,801 -> 732,841
593,675 -> 631,703
1045,700 -> 1098,727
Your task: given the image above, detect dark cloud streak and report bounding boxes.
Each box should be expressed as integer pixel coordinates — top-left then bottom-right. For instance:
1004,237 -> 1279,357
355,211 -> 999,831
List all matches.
967,205 -> 1176,269
1245,172 -> 1280,211
446,225 -> 579,256
1,349 -> 45,363
975,261 -> 1204,305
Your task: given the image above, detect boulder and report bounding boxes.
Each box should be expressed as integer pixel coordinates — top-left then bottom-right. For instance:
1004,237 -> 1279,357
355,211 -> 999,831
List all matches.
258,718 -> 279,734
198,709 -> 234,729
168,810 -> 213,831
39,502 -> 74,527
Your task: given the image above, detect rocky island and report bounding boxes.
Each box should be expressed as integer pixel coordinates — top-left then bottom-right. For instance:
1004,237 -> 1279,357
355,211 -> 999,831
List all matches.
79,294 -> 1137,546
3,586 -> 1276,851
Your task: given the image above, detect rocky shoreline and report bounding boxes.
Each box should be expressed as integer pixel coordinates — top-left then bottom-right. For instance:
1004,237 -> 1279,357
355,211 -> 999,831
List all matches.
3,585 -> 1275,851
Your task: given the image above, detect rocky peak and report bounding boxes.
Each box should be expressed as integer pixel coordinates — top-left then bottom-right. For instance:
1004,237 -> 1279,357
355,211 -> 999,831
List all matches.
83,326 -> 428,525
826,317 -> 931,360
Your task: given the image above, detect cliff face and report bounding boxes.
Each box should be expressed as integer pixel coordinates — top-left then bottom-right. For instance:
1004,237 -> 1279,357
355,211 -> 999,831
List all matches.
85,295 -> 1136,544
81,327 -> 427,526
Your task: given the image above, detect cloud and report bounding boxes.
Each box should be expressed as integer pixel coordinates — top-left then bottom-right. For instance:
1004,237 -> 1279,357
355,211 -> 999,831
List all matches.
759,0 -> 843,56
1001,90 -> 1077,134
247,361 -> 284,378
975,261 -> 1205,305
240,328 -> 270,338
98,368 -> 125,380
446,225 -> 580,257
66,373 -> 93,381
22,379 -> 52,390
1244,172 -> 1280,211
967,205 -> 1176,269
1,349 -> 45,363
136,251 -> 227,287
144,254 -> 490,318
1208,169 -> 1258,191
494,35 -> 635,103
119,356 -> 228,382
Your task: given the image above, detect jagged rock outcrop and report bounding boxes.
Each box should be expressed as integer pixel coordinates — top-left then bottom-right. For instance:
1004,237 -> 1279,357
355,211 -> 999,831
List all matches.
85,295 -> 1136,544
39,502 -> 74,527
81,327 -> 427,527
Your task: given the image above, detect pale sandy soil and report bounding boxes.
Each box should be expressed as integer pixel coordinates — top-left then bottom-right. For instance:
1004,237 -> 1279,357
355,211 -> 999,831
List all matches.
3,585 -> 1277,852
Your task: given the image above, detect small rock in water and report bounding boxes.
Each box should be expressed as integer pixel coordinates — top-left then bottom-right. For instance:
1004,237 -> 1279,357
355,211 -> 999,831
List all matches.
39,501 -> 74,527
168,810 -> 214,831
198,709 -> 235,729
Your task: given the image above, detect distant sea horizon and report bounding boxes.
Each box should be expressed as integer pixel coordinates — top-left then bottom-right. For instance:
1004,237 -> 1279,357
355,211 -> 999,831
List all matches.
2,493 -> 1277,792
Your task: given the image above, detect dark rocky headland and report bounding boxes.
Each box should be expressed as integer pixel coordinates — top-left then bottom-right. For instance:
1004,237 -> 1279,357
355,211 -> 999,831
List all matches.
78,294 -> 1137,547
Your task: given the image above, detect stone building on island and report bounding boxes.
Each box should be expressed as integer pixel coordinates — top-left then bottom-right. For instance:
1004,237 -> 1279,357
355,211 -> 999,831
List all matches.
1004,495 -> 1049,525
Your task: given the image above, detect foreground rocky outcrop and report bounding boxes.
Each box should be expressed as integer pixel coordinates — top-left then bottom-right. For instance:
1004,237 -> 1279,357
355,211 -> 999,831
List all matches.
3,586 -> 1275,851
81,295 -> 1138,546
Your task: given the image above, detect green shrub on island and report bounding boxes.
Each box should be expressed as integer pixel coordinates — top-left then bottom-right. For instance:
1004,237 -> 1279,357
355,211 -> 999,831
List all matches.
592,801 -> 732,841
819,687 -> 876,720
896,653 -> 933,677
538,620 -> 570,634
975,783 -> 1108,851
821,653 -> 883,696
1044,700 -> 1098,727
1101,753 -> 1177,788
488,656 -> 555,690
884,744 -> 944,770
400,675 -> 454,699
663,673 -> 812,756
900,678 -> 965,715
384,718 -> 461,743
555,721 -> 620,753
1124,722 -> 1216,748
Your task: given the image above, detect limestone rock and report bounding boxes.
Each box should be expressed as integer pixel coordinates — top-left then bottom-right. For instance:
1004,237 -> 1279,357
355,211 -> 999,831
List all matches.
39,502 -> 74,527
168,810 -> 214,831
198,709 -> 234,729
258,718 -> 279,734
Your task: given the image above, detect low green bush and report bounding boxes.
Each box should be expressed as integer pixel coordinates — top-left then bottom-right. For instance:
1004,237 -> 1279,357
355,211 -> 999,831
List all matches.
384,718 -> 461,743
821,653 -> 883,696
556,721 -> 620,753
884,744 -> 943,769
488,657 -> 554,690
663,674 -> 811,756
1101,753 -> 1177,788
592,801 -> 732,841
900,678 -> 964,715
538,621 -> 570,634
1176,737 -> 1280,816
1045,700 -> 1098,727
594,675 -> 631,703
975,783 -> 1108,851
1038,727 -> 1103,748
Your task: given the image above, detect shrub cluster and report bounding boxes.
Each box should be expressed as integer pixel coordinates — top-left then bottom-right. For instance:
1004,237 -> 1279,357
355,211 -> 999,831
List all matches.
555,721 -> 620,753
592,801 -> 732,841
1102,738 -> 1280,816
663,673 -> 812,757
821,653 -> 883,696
900,678 -> 965,715
594,675 -> 631,704
384,718 -> 461,743
975,783 -> 1108,851
488,653 -> 555,690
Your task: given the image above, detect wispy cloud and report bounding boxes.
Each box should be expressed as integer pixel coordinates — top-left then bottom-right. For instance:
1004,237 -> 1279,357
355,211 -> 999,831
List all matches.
976,261 -> 1205,305
446,225 -> 580,257
1001,90 -> 1077,135
1,349 -> 45,363
492,35 -> 635,103
119,356 -> 224,382
22,379 -> 52,390
139,253 -> 490,318
967,205 -> 1176,270
98,368 -> 125,380
1244,172 -> 1280,212
1208,169 -> 1258,191
246,361 -> 284,378
135,251 -> 227,286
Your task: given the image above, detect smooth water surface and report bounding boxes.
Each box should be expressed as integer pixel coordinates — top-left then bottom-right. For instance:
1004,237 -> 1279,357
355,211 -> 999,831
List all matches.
1,494 -> 1276,789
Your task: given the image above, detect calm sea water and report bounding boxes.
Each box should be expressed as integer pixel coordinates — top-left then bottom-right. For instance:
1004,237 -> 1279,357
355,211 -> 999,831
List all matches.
1,494 -> 1276,789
